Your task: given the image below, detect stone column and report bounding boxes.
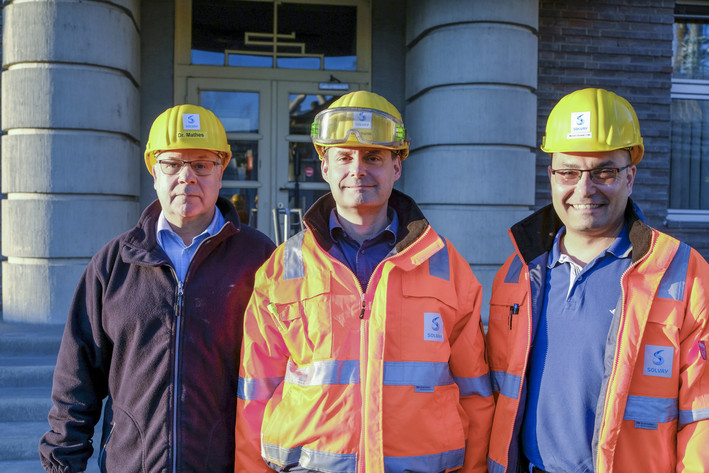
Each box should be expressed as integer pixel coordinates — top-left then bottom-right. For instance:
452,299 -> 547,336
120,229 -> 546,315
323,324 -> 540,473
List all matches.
404,0 -> 538,321
2,0 -> 141,323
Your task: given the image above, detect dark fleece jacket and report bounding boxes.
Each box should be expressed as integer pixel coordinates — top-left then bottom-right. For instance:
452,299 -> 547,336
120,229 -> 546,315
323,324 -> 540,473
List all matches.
40,197 -> 275,473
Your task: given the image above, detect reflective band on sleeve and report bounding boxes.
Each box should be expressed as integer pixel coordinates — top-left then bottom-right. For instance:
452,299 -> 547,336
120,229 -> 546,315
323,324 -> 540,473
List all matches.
488,457 -> 506,473
679,406 -> 709,427
490,370 -> 522,400
283,231 -> 305,280
623,395 -> 678,424
453,373 -> 493,397
383,361 -> 454,387
263,444 -> 357,473
238,375 -> 284,401
428,239 -> 450,281
384,447 -> 464,472
657,242 -> 690,301
504,255 -> 523,284
285,359 -> 359,386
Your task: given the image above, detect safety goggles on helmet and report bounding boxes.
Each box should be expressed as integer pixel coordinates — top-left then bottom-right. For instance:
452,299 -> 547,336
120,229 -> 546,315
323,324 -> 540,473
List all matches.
310,107 -> 409,148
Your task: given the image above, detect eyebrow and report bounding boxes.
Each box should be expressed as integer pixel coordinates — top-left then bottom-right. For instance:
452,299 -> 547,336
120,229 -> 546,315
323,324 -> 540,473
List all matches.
556,160 -> 620,168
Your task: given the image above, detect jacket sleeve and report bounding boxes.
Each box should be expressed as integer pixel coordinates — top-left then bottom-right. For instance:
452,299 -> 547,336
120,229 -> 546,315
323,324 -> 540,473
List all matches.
676,249 -> 709,472
39,260 -> 111,473
447,248 -> 495,473
235,265 -> 289,473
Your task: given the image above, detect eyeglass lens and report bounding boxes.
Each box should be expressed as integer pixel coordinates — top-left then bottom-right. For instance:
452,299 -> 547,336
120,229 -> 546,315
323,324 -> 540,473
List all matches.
158,159 -> 220,176
552,166 -> 627,185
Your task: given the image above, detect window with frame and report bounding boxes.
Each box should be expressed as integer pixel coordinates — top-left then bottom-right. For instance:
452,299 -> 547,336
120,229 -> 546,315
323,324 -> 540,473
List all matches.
670,3 -> 709,220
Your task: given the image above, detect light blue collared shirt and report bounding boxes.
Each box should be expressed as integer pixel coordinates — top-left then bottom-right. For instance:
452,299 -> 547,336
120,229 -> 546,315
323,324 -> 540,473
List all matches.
328,208 -> 398,291
156,207 -> 226,282
522,225 -> 633,473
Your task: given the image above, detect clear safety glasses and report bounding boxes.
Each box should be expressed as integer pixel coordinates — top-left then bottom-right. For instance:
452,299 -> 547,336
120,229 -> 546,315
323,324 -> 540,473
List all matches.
310,107 -> 408,147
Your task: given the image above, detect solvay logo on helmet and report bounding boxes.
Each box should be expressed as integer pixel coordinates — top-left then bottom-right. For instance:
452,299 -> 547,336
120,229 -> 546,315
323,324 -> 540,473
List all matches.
568,111 -> 591,139
423,313 -> 444,342
183,113 -> 201,130
643,344 -> 673,378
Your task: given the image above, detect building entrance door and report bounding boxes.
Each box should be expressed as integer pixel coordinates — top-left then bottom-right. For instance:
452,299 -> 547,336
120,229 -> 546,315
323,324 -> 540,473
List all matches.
187,78 -> 358,242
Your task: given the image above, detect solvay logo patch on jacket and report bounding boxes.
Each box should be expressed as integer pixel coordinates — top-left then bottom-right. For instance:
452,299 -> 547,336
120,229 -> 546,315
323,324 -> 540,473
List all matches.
424,313 -> 444,342
643,344 -> 674,378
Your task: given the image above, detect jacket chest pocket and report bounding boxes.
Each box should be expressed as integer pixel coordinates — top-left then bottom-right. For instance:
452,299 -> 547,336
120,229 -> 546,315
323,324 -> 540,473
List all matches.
487,289 -> 528,371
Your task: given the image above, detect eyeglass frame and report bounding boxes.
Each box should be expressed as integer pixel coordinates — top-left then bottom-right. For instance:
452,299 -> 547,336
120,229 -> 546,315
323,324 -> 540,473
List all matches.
549,164 -> 632,185
156,157 -> 223,176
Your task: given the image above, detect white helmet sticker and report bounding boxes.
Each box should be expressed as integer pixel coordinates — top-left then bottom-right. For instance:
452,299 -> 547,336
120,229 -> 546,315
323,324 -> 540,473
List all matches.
567,111 -> 591,139
183,113 -> 201,131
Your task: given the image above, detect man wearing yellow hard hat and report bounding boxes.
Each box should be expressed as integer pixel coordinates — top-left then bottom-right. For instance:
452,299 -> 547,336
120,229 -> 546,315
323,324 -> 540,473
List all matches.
486,88 -> 709,473
236,91 -> 494,472
40,104 -> 275,472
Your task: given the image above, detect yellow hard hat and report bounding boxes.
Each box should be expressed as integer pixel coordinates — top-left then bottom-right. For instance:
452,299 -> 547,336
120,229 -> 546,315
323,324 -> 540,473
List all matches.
144,104 -> 232,173
541,88 -> 644,164
311,90 -> 410,160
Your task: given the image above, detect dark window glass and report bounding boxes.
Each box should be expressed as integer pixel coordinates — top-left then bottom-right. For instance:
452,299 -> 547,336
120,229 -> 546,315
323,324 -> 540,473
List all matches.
670,99 -> 709,209
191,0 -> 356,70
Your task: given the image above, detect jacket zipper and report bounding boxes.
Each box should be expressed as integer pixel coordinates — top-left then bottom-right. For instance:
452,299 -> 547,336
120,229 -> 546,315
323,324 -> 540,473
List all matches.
595,244 -> 653,473
172,279 -> 184,473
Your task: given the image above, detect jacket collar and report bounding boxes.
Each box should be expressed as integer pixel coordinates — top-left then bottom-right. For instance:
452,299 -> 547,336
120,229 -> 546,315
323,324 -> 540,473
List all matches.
121,196 -> 240,265
303,188 -> 430,253
510,198 -> 653,265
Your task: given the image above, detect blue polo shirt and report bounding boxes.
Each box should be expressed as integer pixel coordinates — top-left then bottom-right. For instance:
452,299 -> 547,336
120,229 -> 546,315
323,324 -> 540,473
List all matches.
156,207 -> 225,282
521,226 -> 632,473
328,208 -> 398,291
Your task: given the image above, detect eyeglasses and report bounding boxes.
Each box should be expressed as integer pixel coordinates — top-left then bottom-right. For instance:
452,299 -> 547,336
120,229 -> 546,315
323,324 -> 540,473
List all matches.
550,164 -> 631,185
157,158 -> 222,176
311,107 -> 408,147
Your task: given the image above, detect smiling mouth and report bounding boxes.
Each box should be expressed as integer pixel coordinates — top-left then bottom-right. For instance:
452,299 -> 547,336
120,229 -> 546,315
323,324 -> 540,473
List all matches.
570,203 -> 603,209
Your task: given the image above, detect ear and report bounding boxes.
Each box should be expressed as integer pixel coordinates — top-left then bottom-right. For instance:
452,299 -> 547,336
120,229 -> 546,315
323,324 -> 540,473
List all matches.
320,153 -> 330,184
152,164 -> 159,188
392,153 -> 402,182
625,164 -> 637,195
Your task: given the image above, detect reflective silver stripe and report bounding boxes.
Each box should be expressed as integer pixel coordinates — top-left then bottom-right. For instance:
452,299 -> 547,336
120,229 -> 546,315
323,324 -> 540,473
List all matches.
453,373 -> 493,397
504,254 -> 523,284
285,359 -> 359,386
428,239 -> 450,280
238,375 -> 284,401
282,360 -> 459,388
679,406 -> 709,427
263,443 -> 357,473
491,370 -> 522,400
383,361 -> 454,387
623,394 -> 678,424
283,230 -> 305,280
657,242 -> 690,301
384,447 -> 464,472
488,457 -> 506,473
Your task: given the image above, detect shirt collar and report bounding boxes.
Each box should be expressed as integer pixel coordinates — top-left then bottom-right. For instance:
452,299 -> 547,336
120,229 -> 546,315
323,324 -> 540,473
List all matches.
156,206 -> 225,248
548,225 -> 632,269
329,207 -> 398,246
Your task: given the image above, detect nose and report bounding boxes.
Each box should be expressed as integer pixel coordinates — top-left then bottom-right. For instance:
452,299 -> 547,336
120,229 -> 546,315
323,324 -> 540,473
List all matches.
574,170 -> 597,194
348,156 -> 367,177
177,162 -> 198,183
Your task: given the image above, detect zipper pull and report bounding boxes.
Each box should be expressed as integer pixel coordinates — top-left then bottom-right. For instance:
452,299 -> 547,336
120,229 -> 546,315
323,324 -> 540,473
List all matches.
359,294 -> 366,319
175,281 -> 184,317
509,303 -> 519,329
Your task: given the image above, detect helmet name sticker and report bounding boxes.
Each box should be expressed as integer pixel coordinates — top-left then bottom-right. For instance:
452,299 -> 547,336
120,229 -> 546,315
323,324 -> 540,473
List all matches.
567,111 -> 591,139
354,111 -> 372,129
182,113 -> 201,130
177,131 -> 207,139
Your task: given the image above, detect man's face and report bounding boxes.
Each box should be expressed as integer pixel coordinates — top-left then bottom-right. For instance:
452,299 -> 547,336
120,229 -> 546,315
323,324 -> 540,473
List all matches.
321,147 -> 401,218
153,148 -> 224,228
549,149 -> 636,240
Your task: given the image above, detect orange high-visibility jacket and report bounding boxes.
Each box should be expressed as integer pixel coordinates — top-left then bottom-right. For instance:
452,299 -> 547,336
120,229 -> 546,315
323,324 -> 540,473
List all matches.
236,190 -> 494,473
486,201 -> 709,473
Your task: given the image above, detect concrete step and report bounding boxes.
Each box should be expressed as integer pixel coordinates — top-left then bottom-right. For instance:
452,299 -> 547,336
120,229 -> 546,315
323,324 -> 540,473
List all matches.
0,421 -> 48,461
0,322 -> 64,357
0,357 -> 56,388
0,387 -> 52,422
0,459 -> 100,473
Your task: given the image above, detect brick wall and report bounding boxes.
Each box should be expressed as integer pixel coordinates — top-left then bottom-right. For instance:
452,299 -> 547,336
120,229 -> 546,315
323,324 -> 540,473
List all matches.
536,1 -> 709,259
